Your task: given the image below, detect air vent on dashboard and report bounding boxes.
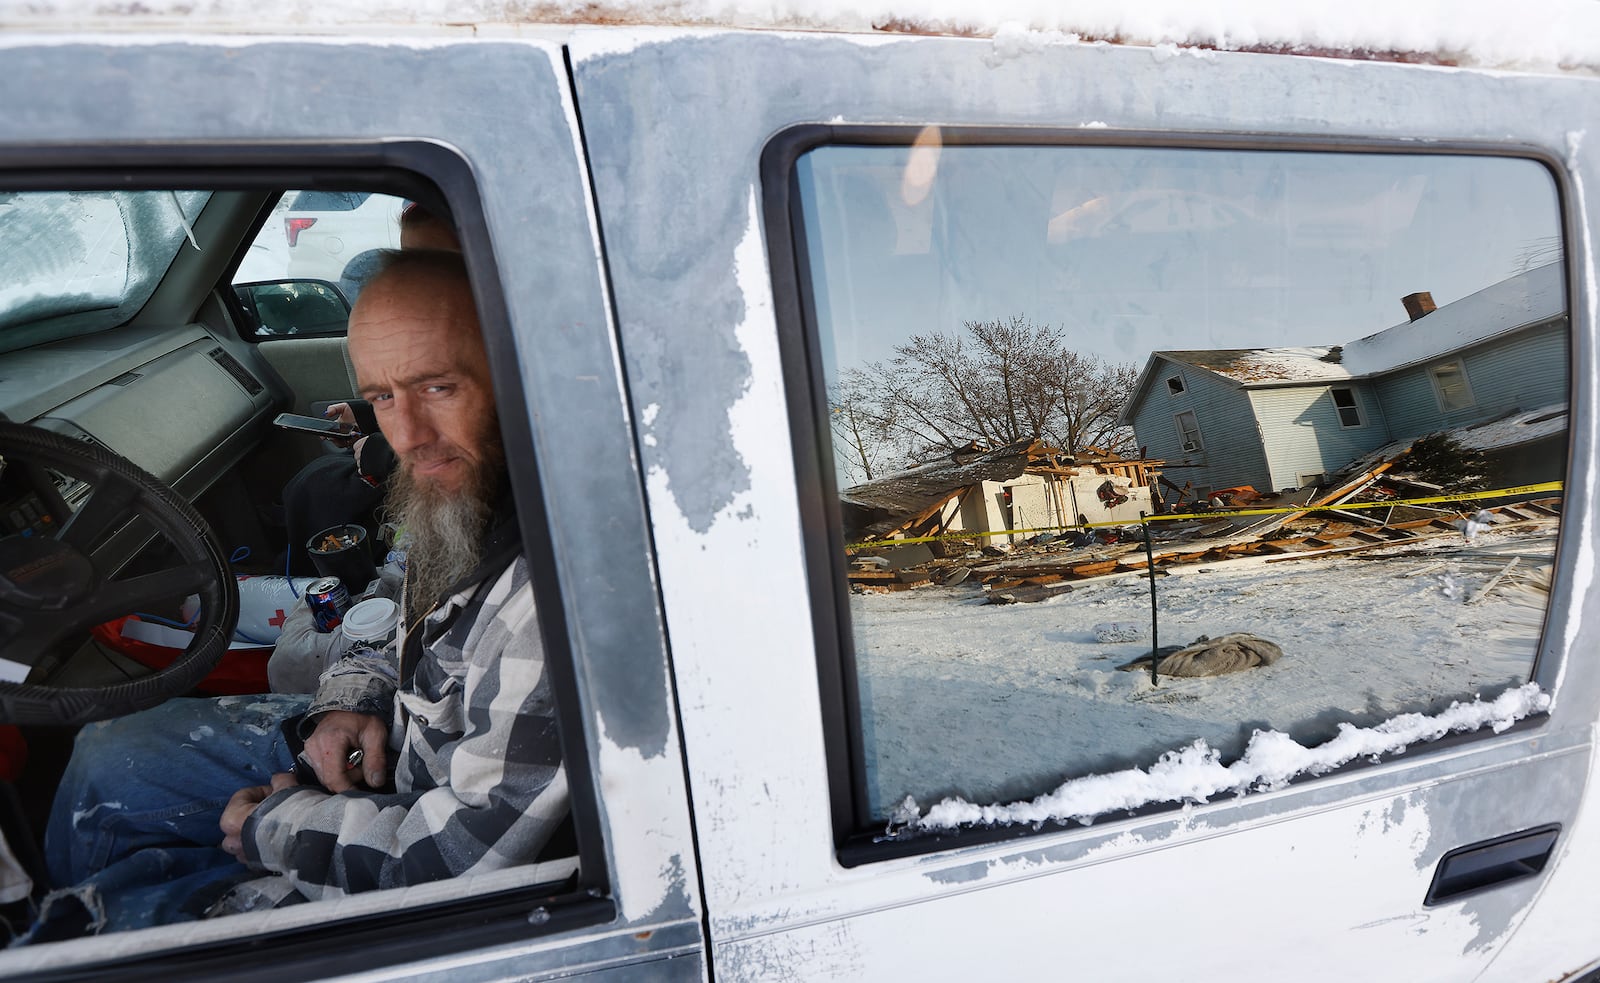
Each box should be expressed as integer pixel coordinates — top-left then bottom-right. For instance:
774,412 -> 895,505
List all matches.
107,372 -> 141,387
207,346 -> 264,397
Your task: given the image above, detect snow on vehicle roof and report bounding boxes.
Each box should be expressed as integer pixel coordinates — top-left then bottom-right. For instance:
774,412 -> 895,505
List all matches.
7,0 -> 1600,76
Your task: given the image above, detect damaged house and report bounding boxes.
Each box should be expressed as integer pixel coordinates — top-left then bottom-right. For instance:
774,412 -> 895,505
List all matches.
839,439 -> 1159,544
1120,261 -> 1567,498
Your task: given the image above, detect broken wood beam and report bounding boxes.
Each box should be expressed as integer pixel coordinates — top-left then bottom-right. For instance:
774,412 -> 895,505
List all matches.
1467,557 -> 1520,605
1263,530 -> 1452,563
1310,457 -> 1402,509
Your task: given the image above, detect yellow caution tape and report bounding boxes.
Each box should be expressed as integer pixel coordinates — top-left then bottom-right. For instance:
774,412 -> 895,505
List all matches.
844,480 -> 1563,552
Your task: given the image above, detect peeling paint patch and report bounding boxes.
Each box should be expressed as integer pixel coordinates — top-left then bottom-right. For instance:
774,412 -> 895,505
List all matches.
594,709 -> 698,921
718,918 -> 867,982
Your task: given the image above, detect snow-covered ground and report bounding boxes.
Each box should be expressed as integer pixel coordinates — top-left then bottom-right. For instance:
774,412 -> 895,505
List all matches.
853,524 -> 1553,822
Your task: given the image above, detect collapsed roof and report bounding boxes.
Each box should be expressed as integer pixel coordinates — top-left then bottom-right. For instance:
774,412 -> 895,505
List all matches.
840,439 -> 1046,540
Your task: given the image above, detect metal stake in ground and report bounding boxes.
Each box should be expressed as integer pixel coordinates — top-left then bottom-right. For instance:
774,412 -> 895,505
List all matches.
1141,511 -> 1159,687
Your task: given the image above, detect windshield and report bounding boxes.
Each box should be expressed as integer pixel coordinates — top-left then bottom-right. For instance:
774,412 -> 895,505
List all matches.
0,190 -> 211,352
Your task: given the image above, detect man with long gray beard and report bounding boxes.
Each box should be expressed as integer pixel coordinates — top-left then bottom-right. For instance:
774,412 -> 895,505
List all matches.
28,250 -> 568,939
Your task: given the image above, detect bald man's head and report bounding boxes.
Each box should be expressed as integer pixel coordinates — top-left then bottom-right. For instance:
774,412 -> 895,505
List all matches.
399,204 -> 461,252
351,250 -> 504,600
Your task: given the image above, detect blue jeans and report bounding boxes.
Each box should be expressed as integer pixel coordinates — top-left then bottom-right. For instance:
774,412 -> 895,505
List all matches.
26,694 -> 308,941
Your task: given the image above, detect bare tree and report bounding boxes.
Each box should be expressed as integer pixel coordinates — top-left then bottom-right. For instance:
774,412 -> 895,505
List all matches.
834,316 -> 1137,475
829,369 -> 900,485
1047,350 -> 1139,455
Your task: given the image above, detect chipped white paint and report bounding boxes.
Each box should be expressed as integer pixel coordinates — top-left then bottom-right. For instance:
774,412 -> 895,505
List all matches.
722,789 -> 1500,981
0,13 -> 1574,978
593,711 -> 698,921
597,27 -> 1600,978
641,185 -> 834,921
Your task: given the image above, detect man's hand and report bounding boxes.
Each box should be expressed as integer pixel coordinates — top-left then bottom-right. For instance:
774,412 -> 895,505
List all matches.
324,402 -> 360,448
304,710 -> 389,791
220,772 -> 298,859
325,402 -> 358,427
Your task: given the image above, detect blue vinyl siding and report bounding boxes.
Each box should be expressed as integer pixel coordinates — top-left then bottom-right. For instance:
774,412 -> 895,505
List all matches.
1373,319 -> 1567,441
1250,384 -> 1391,491
1126,318 -> 1565,500
1129,357 -> 1269,494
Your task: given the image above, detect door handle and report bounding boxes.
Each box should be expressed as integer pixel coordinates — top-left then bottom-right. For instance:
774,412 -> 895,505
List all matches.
1425,824 -> 1560,906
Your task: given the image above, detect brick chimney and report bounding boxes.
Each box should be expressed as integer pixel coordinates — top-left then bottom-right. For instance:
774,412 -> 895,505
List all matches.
1402,291 -> 1436,321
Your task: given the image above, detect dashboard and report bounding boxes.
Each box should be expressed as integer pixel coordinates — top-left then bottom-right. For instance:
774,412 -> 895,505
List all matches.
0,318 -> 286,565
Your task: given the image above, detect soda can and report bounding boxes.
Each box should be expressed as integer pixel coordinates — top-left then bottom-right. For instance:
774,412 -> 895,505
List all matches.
307,576 -> 351,633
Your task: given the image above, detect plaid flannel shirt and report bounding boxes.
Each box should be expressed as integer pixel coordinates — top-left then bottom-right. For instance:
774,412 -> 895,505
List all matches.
236,553 -> 568,903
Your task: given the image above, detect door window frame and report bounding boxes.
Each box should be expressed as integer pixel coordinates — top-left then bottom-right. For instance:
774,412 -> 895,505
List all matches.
760,123 -> 1568,866
0,142 -> 613,973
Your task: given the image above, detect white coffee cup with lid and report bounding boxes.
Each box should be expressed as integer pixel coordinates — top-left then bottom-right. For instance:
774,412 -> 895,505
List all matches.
338,596 -> 399,650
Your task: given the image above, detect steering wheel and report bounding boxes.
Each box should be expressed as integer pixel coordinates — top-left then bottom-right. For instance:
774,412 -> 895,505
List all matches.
0,422 -> 237,726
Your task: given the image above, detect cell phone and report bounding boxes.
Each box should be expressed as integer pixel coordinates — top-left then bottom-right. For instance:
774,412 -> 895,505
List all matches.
273,412 -> 359,438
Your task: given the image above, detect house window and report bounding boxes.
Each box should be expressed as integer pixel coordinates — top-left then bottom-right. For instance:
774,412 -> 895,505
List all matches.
1175,410 -> 1203,452
1430,361 -> 1477,412
1331,387 -> 1363,427
1166,375 -> 1185,395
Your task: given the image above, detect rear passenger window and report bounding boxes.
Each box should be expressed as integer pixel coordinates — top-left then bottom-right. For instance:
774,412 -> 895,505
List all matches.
233,190 -> 409,336
790,141 -> 1567,830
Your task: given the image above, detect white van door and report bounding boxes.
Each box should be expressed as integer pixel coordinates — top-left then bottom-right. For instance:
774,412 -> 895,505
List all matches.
572,27 -> 1597,981
0,33 -> 704,981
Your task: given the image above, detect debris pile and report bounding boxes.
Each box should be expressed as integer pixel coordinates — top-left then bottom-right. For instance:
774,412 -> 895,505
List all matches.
844,428 -> 1561,606
1116,633 -> 1284,677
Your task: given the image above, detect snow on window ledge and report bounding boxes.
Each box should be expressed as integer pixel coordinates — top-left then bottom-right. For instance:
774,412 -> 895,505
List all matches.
896,682 -> 1549,833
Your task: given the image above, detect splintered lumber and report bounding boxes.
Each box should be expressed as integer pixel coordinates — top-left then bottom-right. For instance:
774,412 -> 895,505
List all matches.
1310,456 -> 1402,509
847,568 -> 931,585
1263,529 -> 1448,563
847,570 -> 898,582
879,490 -> 962,541
1467,557 -> 1520,605
1261,537 -> 1309,550
1324,508 -> 1385,527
